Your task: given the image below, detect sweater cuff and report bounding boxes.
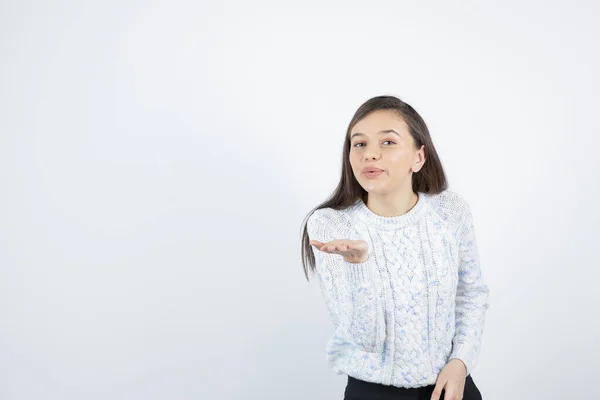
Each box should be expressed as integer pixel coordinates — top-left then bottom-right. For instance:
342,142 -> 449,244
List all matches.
449,341 -> 477,376
344,257 -> 374,286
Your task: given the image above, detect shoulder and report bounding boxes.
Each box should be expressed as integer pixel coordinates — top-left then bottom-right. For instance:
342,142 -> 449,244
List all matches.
425,189 -> 473,226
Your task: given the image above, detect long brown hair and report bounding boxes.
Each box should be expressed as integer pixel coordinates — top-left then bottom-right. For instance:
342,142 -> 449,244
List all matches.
300,95 -> 448,281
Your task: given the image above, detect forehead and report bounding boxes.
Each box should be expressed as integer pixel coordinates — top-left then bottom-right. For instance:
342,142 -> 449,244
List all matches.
351,110 -> 408,135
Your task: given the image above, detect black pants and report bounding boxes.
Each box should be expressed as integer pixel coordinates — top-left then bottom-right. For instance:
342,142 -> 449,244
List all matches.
344,374 -> 482,400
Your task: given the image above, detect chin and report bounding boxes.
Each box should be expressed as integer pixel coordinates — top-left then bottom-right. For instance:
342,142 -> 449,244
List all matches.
362,184 -> 388,194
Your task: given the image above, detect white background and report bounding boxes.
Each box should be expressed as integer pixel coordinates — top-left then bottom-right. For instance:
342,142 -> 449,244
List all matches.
1,1 -> 598,399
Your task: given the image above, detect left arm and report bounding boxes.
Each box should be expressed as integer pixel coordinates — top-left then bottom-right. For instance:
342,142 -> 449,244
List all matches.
448,203 -> 490,376
432,201 -> 491,400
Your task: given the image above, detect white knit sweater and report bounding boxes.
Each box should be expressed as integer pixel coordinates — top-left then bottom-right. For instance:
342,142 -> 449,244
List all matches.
306,189 -> 490,388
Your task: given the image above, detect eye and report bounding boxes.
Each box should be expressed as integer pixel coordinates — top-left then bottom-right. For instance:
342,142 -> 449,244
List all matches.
353,140 -> 396,148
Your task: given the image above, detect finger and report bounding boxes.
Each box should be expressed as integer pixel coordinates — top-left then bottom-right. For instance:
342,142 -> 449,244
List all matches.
326,245 -> 344,255
442,382 -> 461,400
430,379 -> 447,400
444,388 -> 458,400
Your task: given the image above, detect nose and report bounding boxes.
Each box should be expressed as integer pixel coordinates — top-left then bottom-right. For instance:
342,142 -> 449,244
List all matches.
364,150 -> 380,161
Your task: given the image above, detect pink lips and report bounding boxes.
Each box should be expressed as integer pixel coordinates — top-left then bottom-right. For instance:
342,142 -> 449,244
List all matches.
364,170 -> 383,178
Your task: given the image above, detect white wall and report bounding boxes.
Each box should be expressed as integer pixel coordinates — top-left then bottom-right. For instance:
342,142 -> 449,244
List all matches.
1,1 -> 598,399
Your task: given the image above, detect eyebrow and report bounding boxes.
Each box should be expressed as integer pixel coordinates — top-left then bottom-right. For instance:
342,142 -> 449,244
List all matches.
350,129 -> 401,140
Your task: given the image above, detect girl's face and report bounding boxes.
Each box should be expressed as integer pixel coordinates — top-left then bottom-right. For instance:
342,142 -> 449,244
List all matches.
349,110 -> 425,195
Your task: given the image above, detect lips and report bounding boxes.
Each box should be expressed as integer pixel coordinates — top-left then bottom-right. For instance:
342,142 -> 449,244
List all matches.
363,169 -> 383,178
363,167 -> 383,173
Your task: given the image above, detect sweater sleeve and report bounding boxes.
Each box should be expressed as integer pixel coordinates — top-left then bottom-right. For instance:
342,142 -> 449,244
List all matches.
307,210 -> 386,354
449,203 -> 490,375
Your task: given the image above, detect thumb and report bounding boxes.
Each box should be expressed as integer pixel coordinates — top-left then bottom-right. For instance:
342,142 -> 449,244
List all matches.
430,379 -> 446,400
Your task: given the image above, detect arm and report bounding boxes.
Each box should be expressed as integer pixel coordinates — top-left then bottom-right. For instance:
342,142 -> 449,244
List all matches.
307,211 -> 386,353
449,204 -> 490,375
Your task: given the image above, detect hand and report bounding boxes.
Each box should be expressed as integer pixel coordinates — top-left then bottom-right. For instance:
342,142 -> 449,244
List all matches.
310,239 -> 369,263
431,358 -> 467,400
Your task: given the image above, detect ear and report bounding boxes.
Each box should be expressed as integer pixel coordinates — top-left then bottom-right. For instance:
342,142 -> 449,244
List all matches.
412,145 -> 426,173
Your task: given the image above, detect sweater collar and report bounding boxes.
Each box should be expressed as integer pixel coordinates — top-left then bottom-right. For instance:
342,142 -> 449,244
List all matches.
351,192 -> 429,230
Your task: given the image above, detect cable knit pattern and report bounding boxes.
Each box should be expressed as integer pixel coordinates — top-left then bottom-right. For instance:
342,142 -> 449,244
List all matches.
306,189 -> 490,388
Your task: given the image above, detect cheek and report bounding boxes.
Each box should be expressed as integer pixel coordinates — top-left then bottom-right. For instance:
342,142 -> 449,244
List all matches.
388,148 -> 408,161
349,153 -> 360,169
387,153 -> 411,170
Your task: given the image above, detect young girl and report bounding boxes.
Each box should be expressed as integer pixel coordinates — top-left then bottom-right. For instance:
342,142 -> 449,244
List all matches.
300,95 -> 489,400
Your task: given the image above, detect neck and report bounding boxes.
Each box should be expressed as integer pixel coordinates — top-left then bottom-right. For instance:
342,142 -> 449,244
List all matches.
366,188 -> 419,218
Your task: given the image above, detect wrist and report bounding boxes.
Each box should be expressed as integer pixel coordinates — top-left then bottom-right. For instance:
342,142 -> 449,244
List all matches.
344,255 -> 369,263
450,358 -> 467,374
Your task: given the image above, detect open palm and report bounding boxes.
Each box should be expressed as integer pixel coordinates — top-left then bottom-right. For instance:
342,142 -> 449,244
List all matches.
310,239 -> 369,263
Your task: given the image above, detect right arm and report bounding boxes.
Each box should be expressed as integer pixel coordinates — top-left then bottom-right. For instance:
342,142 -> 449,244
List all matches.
307,210 -> 386,353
